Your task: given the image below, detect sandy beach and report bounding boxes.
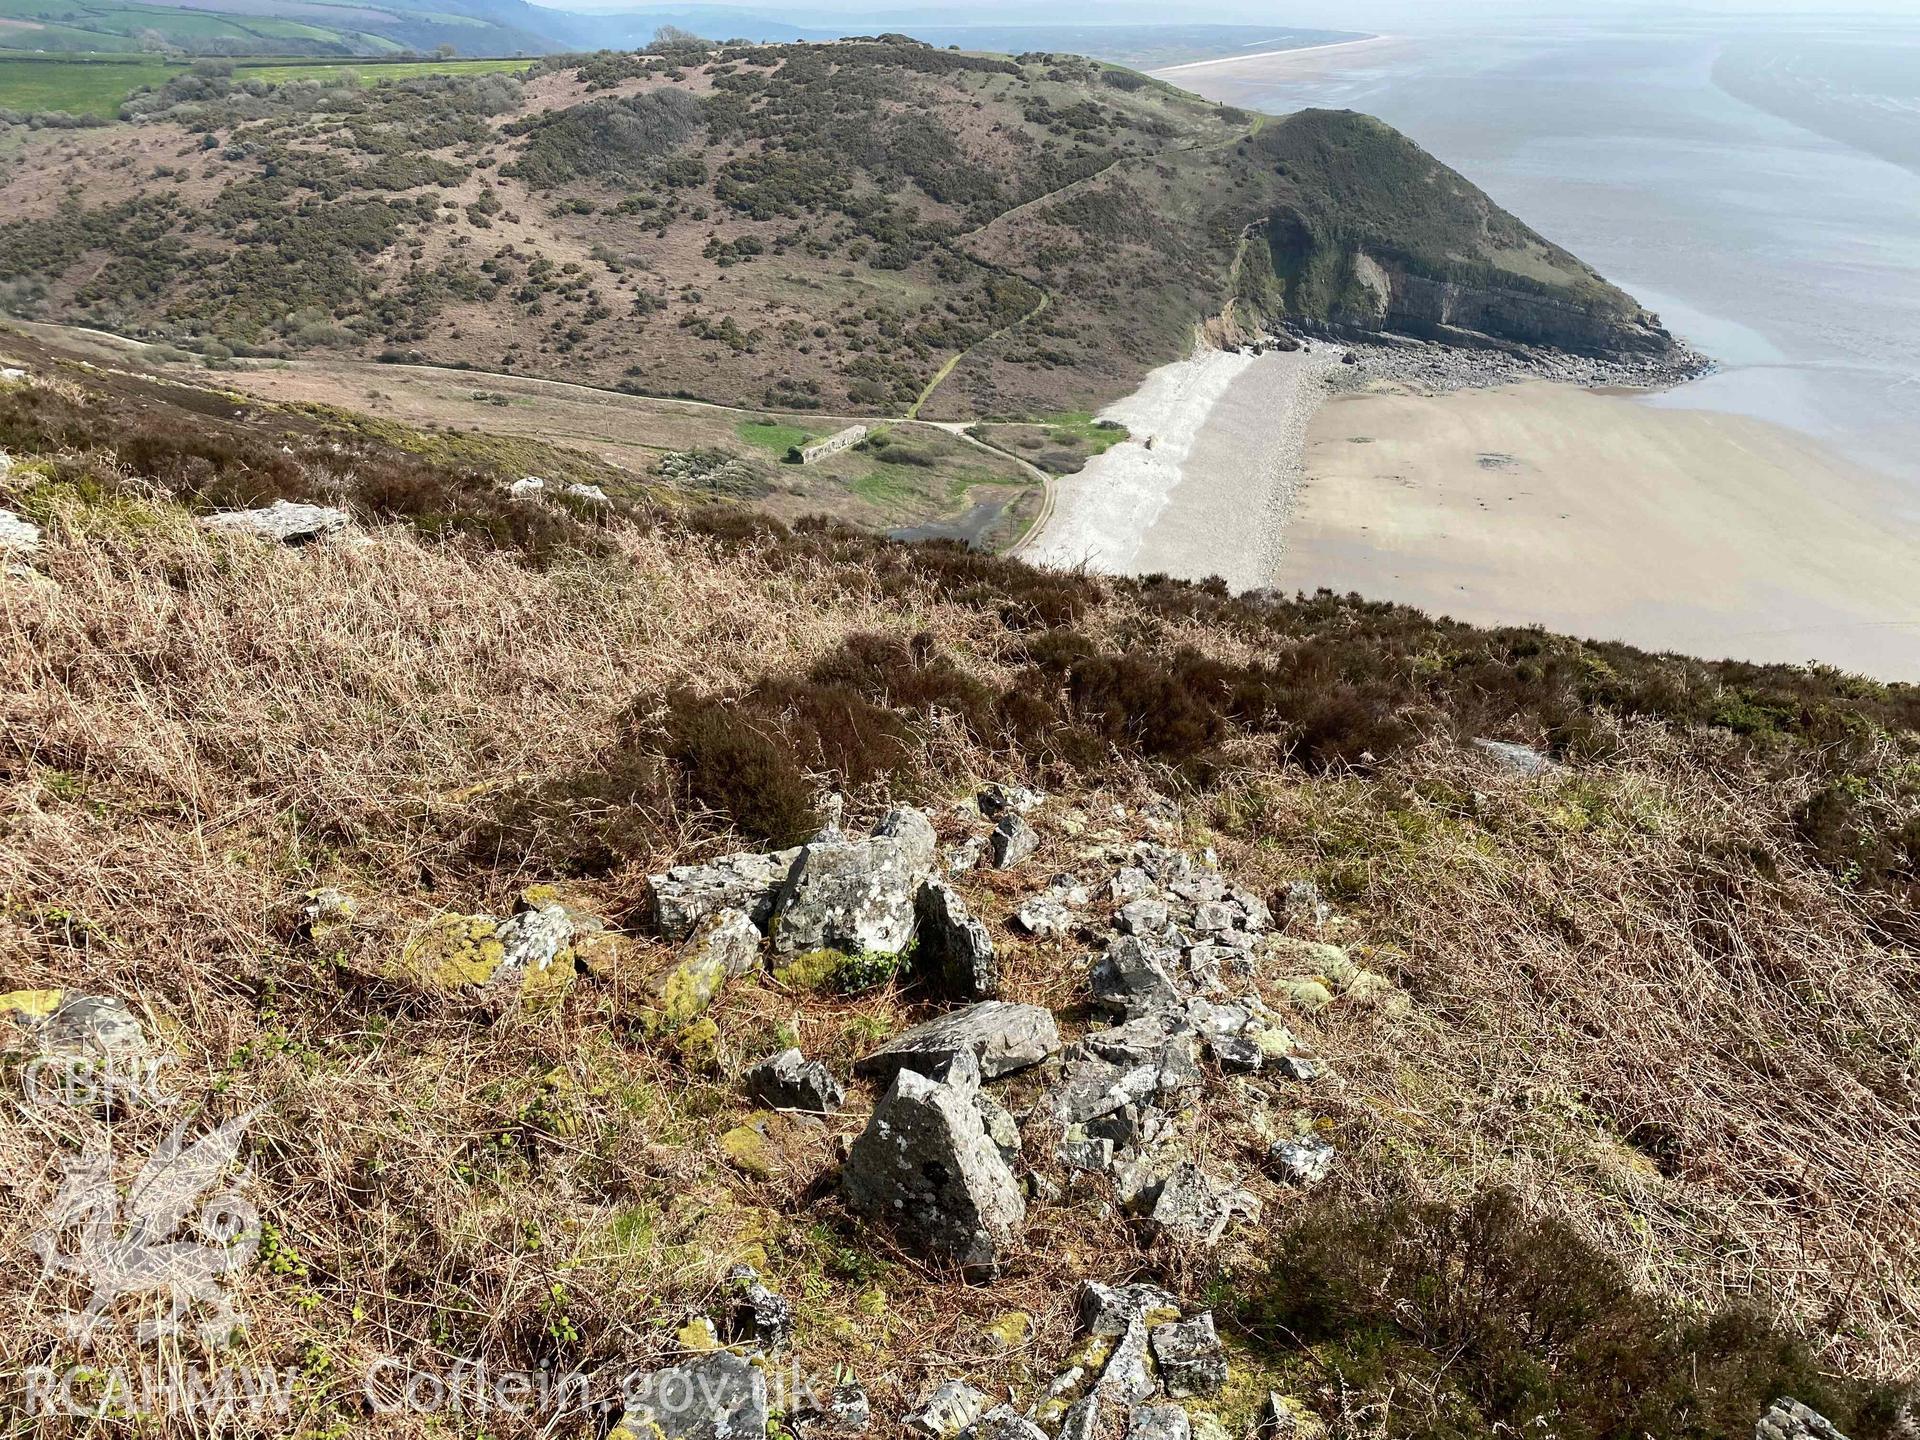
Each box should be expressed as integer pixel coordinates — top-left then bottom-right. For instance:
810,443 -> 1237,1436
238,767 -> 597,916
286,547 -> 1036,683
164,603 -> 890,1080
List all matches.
1285,382 -> 1920,679
1023,346 -> 1332,588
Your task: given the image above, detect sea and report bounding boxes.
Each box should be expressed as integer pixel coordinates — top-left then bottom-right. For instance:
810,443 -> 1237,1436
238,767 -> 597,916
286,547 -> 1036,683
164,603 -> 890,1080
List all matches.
1168,9 -> 1920,519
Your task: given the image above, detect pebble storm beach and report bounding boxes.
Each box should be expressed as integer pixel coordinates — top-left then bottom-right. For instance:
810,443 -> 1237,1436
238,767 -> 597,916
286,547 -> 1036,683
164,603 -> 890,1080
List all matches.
1023,10 -> 1920,680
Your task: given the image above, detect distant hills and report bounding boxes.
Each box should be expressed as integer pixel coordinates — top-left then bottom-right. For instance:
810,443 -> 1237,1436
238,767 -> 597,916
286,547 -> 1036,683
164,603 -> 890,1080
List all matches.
0,0 -> 1359,66
0,37 -> 1677,420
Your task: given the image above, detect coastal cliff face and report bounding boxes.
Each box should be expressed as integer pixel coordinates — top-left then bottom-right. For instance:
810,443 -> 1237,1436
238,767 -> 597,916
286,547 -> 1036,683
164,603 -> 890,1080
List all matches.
1237,110 -> 1684,362
1254,225 -> 1679,357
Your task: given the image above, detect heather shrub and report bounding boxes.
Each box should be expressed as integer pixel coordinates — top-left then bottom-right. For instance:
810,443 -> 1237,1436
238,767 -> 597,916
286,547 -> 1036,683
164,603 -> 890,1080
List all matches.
1238,1186 -> 1902,1440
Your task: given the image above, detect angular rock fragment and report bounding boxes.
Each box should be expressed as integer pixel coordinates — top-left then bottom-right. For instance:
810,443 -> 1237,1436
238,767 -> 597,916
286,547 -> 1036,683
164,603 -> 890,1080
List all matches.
1015,893 -> 1074,939
906,1381 -> 989,1439
649,849 -> 799,940
1150,1161 -> 1260,1246
969,1406 -> 1048,1440
1756,1399 -> 1850,1440
1058,1133 -> 1116,1173
1268,1055 -> 1321,1083
793,1381 -> 870,1436
746,1048 -> 846,1113
202,500 -> 350,545
1057,1397 -> 1101,1440
612,1350 -> 768,1440
843,1050 -> 1025,1277
1079,1280 -> 1182,1337
1096,1313 -> 1157,1404
396,907 -> 576,1007
875,805 -> 938,867
916,879 -> 999,998
977,782 -> 1044,819
1127,1407 -> 1192,1440
990,813 -> 1039,868
1092,937 -> 1184,1018
726,1264 -> 794,1352
858,1001 -> 1061,1081
772,816 -> 935,958
0,508 -> 42,555
1115,898 -> 1172,936
1471,737 -> 1555,776
1151,1314 -> 1226,1397
564,481 -> 609,504
1270,1136 -> 1335,1187
36,993 -> 147,1062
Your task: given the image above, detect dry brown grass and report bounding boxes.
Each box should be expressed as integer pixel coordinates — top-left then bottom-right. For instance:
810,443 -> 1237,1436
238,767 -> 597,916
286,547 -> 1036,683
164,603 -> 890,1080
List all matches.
1207,727 -> 1920,1383
1,502 -> 1915,1438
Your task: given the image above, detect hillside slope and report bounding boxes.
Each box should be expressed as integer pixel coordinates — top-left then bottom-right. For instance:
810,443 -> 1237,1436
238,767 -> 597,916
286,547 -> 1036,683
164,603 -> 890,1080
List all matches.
1,337 -> 1916,1437
0,38 -> 1681,422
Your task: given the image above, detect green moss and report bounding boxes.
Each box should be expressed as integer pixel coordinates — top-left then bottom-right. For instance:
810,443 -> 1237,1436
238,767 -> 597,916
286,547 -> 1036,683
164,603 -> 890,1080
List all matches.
400,913 -> 508,989
677,1016 -> 724,1075
720,1118 -> 774,1178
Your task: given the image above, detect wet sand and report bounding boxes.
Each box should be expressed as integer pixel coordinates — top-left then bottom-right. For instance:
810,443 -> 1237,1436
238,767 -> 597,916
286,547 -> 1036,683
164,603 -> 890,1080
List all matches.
1285,382 -> 1920,679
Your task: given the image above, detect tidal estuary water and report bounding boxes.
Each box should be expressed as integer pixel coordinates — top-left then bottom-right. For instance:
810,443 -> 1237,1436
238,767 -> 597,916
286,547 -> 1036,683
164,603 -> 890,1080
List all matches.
1170,11 -> 1920,517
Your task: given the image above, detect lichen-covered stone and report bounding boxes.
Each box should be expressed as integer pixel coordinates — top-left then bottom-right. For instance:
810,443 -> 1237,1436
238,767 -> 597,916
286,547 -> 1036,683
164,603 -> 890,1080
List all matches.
857,1001 -> 1061,1082
1096,1312 -> 1157,1405
1015,893 -> 1074,938
1092,938 -> 1184,1019
397,907 -> 576,1006
726,1264 -> 794,1353
648,848 -> 800,941
906,1381 -> 988,1439
38,993 -> 147,1060
969,1406 -> 1047,1440
658,908 -> 760,1029
1079,1280 -> 1182,1337
1127,1406 -> 1192,1440
989,813 -> 1039,868
915,879 -> 999,998
611,1350 -> 768,1440
771,825 -> 928,959
201,500 -> 350,545
1151,1314 -> 1226,1398
746,1048 -> 846,1113
795,1382 -> 871,1436
1755,1398 -> 1850,1440
1269,1137 -> 1335,1187
1150,1162 -> 1260,1247
842,1050 -> 1025,1278
977,783 -> 1044,819
0,508 -> 41,555
1057,1397 -> 1101,1440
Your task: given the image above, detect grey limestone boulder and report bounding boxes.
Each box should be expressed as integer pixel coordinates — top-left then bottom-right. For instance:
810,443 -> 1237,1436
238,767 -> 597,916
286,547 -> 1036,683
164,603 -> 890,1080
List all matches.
906,1382 -> 988,1440
0,508 -> 42,555
771,814 -> 936,958
990,813 -> 1039,868
201,500 -> 350,545
915,879 -> 999,998
858,1001 -> 1061,1082
1756,1399 -> 1850,1440
611,1351 -> 767,1440
842,1049 -> 1025,1277
649,848 -> 800,940
1151,1314 -> 1227,1397
746,1048 -> 846,1113
1127,1407 -> 1192,1440
1270,1136 -> 1335,1187
1092,937 -> 1184,1018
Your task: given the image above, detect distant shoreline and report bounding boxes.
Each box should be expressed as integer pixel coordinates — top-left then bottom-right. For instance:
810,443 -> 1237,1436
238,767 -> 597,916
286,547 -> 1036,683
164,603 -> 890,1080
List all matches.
1151,34 -> 1389,77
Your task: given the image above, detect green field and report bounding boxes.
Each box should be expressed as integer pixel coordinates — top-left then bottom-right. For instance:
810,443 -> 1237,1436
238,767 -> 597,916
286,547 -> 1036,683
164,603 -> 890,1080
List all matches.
1040,410 -> 1130,454
231,55 -> 531,85
0,55 -> 178,116
0,52 -> 533,117
736,419 -> 818,457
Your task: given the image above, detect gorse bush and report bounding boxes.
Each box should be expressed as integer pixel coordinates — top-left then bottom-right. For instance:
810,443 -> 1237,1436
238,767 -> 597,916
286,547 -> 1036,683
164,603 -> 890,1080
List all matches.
1236,1186 -> 1905,1440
